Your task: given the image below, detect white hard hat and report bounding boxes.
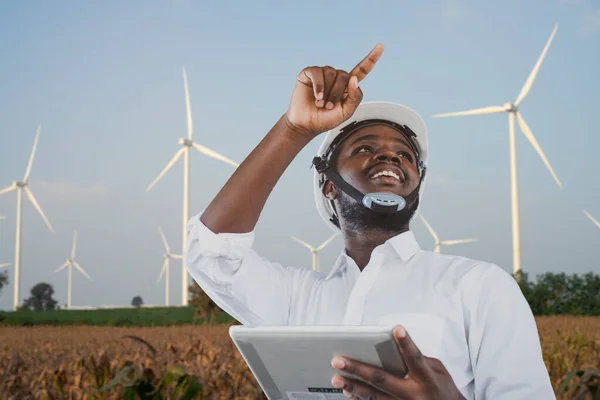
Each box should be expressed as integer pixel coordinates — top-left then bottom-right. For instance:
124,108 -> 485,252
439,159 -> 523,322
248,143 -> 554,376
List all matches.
313,101 -> 429,232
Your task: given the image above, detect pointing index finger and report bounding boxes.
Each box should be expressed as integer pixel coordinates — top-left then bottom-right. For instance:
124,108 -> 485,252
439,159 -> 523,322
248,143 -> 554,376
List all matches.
349,43 -> 384,82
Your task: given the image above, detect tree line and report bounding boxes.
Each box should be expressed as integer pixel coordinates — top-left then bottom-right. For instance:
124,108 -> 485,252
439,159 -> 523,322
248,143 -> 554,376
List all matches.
514,271 -> 600,316
190,271 -> 600,319
1,269 -> 599,316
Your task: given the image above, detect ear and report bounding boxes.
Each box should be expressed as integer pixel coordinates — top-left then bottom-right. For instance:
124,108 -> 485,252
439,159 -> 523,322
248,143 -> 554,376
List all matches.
322,179 -> 338,201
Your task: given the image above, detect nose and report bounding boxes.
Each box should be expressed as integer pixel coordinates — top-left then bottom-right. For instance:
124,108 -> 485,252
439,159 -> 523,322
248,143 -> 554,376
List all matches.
375,149 -> 401,164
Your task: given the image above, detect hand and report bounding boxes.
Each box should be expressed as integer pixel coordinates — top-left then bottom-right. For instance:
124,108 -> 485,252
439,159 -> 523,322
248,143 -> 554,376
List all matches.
284,43 -> 384,139
330,325 -> 466,400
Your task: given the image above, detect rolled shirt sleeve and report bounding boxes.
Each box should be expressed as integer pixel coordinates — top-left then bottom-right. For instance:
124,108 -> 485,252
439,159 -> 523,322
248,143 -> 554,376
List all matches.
184,212 -> 306,326
466,264 -> 555,399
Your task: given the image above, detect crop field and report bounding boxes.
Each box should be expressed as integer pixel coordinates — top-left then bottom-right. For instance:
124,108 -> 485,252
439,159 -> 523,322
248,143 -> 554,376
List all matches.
0,324 -> 265,399
0,316 -> 598,399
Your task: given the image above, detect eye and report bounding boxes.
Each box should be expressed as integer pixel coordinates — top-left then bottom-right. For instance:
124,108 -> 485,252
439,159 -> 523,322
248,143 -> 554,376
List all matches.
398,151 -> 413,162
353,145 -> 373,155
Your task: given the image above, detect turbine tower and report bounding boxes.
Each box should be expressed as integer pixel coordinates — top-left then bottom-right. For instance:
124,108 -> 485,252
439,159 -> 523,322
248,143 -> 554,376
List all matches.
431,24 -> 561,276
417,213 -> 478,253
291,233 -> 338,272
0,125 -> 54,310
156,226 -> 182,306
583,210 -> 600,231
55,231 -> 92,309
146,67 -> 239,306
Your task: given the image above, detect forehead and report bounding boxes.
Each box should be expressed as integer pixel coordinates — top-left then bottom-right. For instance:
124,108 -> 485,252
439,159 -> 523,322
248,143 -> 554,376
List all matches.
336,124 -> 413,153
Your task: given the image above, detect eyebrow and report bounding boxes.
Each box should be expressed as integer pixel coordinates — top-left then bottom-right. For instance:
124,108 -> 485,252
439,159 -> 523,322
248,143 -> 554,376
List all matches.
349,134 -> 411,149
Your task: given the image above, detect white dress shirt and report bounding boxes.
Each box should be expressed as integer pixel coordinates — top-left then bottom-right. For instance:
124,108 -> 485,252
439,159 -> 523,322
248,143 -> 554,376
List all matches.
184,212 -> 555,399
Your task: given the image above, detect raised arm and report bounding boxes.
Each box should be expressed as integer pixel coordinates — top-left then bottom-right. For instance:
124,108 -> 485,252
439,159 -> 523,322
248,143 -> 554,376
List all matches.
200,43 -> 384,234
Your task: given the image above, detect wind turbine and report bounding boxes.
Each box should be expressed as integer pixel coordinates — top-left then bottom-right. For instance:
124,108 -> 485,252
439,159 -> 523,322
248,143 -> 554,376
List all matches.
583,210 -> 600,231
146,67 -> 239,306
291,233 -> 338,272
431,24 -> 561,276
55,231 -> 91,309
0,125 -> 54,310
156,226 -> 182,306
417,213 -> 478,253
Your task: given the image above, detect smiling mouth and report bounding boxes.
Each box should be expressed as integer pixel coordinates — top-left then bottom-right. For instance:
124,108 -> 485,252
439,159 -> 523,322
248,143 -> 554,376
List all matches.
369,169 -> 402,182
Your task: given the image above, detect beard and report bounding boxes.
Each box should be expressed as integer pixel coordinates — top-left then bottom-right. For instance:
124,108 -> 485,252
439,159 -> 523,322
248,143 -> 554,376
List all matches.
334,189 -> 419,234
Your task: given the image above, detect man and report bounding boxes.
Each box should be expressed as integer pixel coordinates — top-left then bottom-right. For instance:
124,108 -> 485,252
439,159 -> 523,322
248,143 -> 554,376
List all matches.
184,44 -> 555,399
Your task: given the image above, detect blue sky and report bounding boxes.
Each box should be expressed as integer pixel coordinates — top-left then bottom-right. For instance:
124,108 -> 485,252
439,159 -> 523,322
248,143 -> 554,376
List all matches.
0,0 -> 599,310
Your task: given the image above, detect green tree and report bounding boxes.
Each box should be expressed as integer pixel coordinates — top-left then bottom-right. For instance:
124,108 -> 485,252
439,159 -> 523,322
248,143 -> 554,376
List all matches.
514,271 -> 600,316
189,283 -> 222,324
22,282 -> 59,310
131,296 -> 144,308
0,271 -> 8,295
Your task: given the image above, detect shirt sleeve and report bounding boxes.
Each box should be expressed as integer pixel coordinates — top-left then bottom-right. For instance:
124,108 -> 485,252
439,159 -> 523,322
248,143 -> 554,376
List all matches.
184,212 -> 307,327
465,264 -> 555,399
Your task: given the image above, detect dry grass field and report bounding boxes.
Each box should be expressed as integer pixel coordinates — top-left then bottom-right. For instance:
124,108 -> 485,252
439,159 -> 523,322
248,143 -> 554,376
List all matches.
536,316 -> 600,399
0,316 -> 598,399
0,325 -> 265,399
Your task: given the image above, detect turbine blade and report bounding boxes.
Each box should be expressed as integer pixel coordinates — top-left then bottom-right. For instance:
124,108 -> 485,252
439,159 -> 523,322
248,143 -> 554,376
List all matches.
55,261 -> 69,272
192,143 -> 239,168
316,233 -> 338,251
146,147 -> 185,192
0,263 -> 11,268
158,226 -> 170,253
157,259 -> 168,283
0,184 -> 17,196
291,236 -> 315,251
583,210 -> 600,230
24,187 -> 54,233
432,105 -> 508,118
71,231 -> 77,260
417,213 -> 439,243
73,261 -> 92,281
171,254 -> 183,259
23,125 -> 41,182
514,24 -> 559,106
516,112 -> 562,188
182,67 -> 193,140
440,238 -> 479,246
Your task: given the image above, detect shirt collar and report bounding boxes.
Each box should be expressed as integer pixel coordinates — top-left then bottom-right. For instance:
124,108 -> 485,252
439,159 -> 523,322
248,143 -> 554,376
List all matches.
324,230 -> 422,279
388,230 -> 422,261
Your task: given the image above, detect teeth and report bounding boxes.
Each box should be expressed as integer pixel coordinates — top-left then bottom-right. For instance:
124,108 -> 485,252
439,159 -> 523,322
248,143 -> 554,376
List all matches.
371,170 -> 400,180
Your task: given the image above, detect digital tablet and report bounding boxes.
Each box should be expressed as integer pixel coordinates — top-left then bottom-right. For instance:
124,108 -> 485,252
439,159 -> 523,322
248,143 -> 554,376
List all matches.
229,325 -> 407,400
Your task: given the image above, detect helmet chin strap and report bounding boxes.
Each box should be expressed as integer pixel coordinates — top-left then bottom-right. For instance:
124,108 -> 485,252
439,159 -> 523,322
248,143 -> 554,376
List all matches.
312,156 -> 422,215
